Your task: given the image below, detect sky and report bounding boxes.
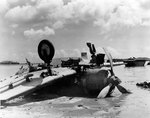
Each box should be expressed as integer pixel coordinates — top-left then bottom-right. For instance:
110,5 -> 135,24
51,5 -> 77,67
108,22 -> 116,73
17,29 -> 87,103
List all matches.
0,0 -> 150,63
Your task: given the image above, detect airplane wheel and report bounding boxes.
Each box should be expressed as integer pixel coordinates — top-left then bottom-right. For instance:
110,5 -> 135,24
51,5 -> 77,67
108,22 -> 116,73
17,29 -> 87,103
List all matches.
38,39 -> 55,63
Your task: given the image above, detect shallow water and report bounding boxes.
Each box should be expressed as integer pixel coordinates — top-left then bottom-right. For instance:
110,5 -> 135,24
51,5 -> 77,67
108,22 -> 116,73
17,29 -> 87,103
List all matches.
0,65 -> 150,118
0,65 -> 22,79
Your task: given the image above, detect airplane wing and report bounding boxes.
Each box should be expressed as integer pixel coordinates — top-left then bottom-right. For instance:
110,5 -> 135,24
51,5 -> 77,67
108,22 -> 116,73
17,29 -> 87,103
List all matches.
0,67 -> 76,103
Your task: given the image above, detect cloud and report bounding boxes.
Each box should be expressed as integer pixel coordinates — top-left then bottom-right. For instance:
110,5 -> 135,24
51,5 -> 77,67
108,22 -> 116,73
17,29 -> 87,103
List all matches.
28,51 -> 38,58
2,0 -> 150,24
36,0 -> 63,11
52,21 -> 64,29
106,46 -> 121,57
11,24 -> 18,28
2,0 -> 150,37
70,49 -> 81,57
24,26 -> 55,38
55,49 -> 81,58
5,5 -> 38,23
11,31 -> 15,35
55,49 -> 68,57
50,0 -> 150,29
0,0 -> 8,14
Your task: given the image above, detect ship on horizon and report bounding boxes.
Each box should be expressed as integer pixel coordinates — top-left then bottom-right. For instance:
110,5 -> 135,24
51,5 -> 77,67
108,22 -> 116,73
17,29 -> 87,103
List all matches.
123,57 -> 150,67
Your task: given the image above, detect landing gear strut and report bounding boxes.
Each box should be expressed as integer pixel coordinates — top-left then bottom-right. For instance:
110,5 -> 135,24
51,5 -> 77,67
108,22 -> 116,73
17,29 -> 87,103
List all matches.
38,39 -> 55,76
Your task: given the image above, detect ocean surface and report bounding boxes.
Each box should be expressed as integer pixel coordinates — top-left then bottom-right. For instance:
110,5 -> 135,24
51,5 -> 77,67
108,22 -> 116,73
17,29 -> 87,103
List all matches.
0,65 -> 150,118
0,65 -> 24,79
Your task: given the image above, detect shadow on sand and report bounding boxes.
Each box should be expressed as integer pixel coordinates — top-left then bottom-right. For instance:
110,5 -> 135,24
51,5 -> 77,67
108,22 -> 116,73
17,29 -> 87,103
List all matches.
3,76 -> 91,107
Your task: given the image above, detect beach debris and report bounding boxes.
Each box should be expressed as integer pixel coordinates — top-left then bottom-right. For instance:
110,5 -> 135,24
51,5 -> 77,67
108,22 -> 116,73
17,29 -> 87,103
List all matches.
77,104 -> 88,109
136,81 -> 150,89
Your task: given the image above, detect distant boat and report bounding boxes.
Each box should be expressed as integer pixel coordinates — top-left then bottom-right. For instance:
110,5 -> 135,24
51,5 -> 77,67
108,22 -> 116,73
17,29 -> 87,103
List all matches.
123,57 -> 149,67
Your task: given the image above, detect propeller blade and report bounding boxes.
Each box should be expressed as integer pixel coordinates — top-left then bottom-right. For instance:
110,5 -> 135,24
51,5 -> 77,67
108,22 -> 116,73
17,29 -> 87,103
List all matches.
97,83 -> 112,98
103,48 -> 114,75
116,85 -> 131,94
97,47 -> 131,99
102,47 -> 131,94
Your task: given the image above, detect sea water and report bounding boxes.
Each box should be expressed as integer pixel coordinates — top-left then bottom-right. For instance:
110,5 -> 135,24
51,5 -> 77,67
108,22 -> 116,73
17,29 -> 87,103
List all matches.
0,65 -> 23,79
0,65 -> 150,118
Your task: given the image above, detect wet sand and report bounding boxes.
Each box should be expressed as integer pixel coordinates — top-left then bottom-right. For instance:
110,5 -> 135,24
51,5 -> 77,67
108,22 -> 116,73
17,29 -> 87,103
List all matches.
1,65 -> 150,118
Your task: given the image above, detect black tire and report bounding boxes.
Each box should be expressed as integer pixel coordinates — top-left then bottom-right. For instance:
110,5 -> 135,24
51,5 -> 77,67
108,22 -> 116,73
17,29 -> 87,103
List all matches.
38,39 -> 55,63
